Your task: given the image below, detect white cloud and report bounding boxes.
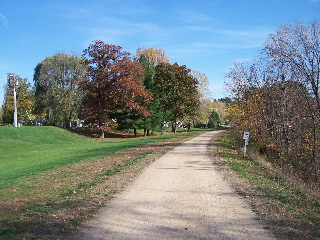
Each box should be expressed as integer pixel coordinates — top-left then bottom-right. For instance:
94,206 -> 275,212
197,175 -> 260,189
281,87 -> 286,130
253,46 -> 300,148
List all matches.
0,13 -> 8,28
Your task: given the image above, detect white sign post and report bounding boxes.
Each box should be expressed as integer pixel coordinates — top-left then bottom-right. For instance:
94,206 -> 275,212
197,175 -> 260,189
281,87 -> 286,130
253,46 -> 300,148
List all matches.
243,131 -> 250,157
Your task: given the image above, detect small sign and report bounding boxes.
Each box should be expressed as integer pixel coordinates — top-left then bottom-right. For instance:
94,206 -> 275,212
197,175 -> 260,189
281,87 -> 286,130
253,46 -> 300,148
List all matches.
243,131 -> 250,140
243,131 -> 250,157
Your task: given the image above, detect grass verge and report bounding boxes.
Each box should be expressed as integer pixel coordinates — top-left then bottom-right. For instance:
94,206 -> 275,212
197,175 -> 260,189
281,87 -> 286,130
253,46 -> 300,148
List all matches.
0,126 -> 211,239
215,131 -> 320,240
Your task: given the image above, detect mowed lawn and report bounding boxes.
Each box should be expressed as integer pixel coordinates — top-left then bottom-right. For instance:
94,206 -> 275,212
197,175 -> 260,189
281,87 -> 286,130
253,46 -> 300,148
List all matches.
0,126 -> 190,190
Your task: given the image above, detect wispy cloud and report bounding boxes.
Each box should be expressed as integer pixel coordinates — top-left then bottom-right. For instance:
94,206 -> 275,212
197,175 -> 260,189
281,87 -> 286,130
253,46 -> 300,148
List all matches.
213,28 -> 271,47
175,9 -> 214,24
0,13 -> 8,28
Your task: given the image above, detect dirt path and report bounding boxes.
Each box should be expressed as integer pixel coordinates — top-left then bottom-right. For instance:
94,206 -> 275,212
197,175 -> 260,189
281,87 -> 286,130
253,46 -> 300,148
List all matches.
73,131 -> 275,240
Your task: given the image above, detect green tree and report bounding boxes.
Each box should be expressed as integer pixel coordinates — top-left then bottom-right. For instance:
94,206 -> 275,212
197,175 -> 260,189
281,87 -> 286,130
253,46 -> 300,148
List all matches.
207,109 -> 221,128
135,54 -> 163,135
0,107 -> 3,124
34,53 -> 88,128
154,63 -> 200,133
2,73 -> 34,125
135,47 -> 171,135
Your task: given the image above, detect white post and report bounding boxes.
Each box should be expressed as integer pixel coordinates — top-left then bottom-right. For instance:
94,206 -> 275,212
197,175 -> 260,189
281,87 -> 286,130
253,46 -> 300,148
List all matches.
244,142 -> 247,157
12,74 -> 18,128
243,131 -> 250,157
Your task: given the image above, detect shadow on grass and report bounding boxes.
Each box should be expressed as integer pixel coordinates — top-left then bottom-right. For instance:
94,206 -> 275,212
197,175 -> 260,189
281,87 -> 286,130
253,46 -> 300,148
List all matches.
68,126 -> 230,138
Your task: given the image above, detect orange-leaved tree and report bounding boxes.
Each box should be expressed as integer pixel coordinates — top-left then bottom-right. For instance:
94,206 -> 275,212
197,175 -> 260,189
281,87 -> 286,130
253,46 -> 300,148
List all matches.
80,40 -> 152,138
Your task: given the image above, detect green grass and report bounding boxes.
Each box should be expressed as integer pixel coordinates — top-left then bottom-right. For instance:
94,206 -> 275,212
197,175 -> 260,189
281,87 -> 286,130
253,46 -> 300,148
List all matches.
0,126 -> 203,191
0,125 -> 212,239
217,131 -> 320,239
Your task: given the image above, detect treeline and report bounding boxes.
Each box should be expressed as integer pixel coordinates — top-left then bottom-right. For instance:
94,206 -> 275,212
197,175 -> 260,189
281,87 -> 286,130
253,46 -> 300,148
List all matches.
1,41 -> 225,137
226,21 -> 320,184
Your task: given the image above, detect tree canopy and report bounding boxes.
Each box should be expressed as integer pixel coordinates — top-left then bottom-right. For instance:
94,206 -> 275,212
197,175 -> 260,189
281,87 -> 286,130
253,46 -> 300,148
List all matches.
2,41 -> 208,136
81,40 -> 152,138
34,53 -> 88,128
154,62 -> 200,133
226,20 -> 320,183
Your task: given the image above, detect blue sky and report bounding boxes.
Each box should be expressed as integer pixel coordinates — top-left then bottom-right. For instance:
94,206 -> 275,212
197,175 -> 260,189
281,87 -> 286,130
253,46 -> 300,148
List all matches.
0,0 -> 319,104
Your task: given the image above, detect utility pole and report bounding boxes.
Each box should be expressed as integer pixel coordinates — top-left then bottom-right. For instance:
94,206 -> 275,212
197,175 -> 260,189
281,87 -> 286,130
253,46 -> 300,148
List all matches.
10,74 -> 18,127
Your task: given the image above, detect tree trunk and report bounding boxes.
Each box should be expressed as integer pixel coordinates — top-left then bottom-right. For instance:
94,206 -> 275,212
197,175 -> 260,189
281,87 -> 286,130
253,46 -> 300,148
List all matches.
100,129 -> 105,138
173,121 -> 177,134
99,120 -> 105,138
65,119 -> 71,129
134,128 -> 137,137
187,121 -> 191,132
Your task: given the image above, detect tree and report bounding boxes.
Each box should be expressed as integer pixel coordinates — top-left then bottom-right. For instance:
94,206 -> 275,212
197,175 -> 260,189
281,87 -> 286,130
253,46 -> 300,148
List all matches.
2,73 -> 34,125
34,53 -> 88,128
135,47 -> 171,135
192,70 -> 211,102
0,107 -> 3,124
135,54 -> 162,135
136,47 -> 170,66
225,21 -> 320,183
207,109 -> 221,128
262,21 -> 320,181
211,100 -> 228,125
191,70 -> 212,126
154,62 -> 200,133
81,40 -> 152,138
264,21 -> 320,111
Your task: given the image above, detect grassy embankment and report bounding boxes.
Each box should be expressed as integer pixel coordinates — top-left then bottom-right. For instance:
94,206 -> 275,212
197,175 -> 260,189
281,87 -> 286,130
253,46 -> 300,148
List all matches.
217,131 -> 320,240
0,126 -> 211,239
0,126 -> 203,190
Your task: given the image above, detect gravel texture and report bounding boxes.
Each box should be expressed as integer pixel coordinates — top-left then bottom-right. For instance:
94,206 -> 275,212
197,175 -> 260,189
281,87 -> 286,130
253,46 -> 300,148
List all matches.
73,131 -> 275,240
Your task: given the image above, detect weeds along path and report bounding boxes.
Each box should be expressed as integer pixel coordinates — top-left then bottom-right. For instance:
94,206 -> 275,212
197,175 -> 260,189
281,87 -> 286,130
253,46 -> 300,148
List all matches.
73,131 -> 275,240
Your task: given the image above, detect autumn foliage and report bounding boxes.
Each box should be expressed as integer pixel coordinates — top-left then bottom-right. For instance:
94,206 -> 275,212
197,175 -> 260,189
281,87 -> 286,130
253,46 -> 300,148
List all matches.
2,41 -> 204,138
226,21 -> 320,184
81,41 -> 152,138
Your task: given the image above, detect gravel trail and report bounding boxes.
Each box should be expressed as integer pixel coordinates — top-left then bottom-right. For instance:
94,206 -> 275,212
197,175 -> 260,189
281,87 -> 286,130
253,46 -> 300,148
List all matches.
74,131 -> 275,240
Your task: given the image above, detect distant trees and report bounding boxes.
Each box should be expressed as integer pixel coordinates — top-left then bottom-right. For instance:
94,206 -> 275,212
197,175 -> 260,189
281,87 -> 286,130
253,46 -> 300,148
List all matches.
207,109 -> 221,128
2,74 -> 34,125
191,70 -> 213,126
34,53 -> 88,128
2,42 -> 205,137
226,20 -> 320,183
